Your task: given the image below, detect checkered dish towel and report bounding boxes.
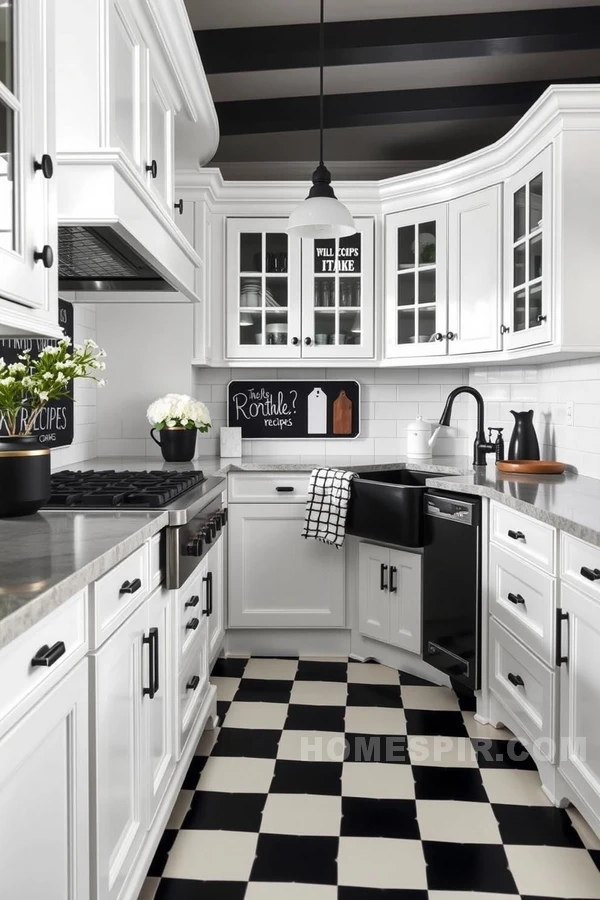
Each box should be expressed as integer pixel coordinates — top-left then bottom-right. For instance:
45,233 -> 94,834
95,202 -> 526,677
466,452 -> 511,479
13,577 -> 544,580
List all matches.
301,467 -> 357,548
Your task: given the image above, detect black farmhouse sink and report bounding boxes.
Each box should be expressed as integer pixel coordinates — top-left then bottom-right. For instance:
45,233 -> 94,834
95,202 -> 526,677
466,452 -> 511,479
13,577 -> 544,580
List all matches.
346,468 -> 456,548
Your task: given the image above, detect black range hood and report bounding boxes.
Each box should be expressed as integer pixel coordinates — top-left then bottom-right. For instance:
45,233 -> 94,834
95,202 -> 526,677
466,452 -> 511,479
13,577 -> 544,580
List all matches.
58,225 -> 177,292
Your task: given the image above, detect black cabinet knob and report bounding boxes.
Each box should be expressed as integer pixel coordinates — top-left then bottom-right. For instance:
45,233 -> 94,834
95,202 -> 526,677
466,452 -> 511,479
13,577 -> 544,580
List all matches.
304,337 -> 312,345
508,530 -> 525,541
507,592 -> 525,605
33,245 -> 53,268
446,331 -> 456,341
433,332 -> 444,342
120,577 -> 142,595
31,640 -> 66,667
187,675 -> 200,691
146,160 -> 158,178
500,324 -> 510,335
507,672 -> 524,688
537,314 -> 547,323
185,594 -> 200,608
33,154 -> 54,179
581,566 -> 600,582
174,199 -> 184,215
291,337 -> 299,346
186,618 -> 199,631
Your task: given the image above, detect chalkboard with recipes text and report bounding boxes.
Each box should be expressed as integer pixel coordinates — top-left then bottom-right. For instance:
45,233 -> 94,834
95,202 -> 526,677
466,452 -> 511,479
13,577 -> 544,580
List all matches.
228,380 -> 360,439
0,298 -> 74,447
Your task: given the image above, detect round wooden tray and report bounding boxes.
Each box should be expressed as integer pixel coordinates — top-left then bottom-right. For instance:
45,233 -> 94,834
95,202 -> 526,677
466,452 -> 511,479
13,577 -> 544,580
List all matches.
496,460 -> 566,475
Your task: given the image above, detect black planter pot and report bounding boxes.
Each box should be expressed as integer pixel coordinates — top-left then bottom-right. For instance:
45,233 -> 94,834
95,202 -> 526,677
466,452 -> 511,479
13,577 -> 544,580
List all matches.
0,436 -> 51,517
150,426 -> 197,462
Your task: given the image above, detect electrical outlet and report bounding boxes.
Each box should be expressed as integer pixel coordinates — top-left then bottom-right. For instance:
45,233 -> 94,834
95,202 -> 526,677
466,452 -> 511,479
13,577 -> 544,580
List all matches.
566,401 -> 574,426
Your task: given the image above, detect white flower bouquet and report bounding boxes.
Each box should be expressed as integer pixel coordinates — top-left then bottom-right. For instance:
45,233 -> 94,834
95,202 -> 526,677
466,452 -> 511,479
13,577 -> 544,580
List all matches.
146,393 -> 211,433
0,337 -> 106,436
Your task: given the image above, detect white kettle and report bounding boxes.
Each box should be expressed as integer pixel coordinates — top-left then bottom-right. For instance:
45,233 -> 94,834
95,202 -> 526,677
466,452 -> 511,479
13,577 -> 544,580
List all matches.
406,416 -> 441,459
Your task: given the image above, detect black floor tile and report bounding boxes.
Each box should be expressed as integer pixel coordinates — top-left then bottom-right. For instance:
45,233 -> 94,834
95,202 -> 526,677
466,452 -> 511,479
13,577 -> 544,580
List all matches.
456,692 -> 477,712
398,671 -> 436,687
147,829 -> 178,877
270,759 -> 343,796
347,683 -> 403,708
250,833 -> 338,884
296,660 -> 348,682
211,657 -> 248,678
156,880 -> 247,900
285,703 -> 346,732
493,803 -> 585,847
413,765 -> 488,802
234,678 -> 293,703
338,891 -> 428,900
181,754 -> 207,789
341,797 -> 420,839
404,709 -> 468,737
217,700 -> 231,722
211,727 -> 281,759
344,733 -> 409,764
423,840 -> 518,893
472,737 -> 537,769
182,791 -> 266,832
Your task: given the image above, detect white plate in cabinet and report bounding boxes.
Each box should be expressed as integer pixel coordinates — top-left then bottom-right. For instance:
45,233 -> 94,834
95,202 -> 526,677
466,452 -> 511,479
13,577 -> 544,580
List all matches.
177,618 -> 209,759
0,590 -> 87,734
489,544 -> 556,666
489,618 -> 556,760
91,542 -> 149,648
490,501 -> 556,574
561,532 -> 600,602
228,472 -> 310,503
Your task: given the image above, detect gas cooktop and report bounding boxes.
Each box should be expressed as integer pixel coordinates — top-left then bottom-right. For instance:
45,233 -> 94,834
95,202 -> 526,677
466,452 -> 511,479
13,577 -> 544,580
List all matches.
46,469 -> 206,509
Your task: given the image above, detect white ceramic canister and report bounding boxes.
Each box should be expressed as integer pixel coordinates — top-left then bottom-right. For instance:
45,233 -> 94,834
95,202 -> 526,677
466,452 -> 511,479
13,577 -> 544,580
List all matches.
406,416 -> 436,459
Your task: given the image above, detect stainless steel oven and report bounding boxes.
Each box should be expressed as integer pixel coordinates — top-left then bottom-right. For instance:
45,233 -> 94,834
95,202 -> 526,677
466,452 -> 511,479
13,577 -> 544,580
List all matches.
166,497 -> 227,589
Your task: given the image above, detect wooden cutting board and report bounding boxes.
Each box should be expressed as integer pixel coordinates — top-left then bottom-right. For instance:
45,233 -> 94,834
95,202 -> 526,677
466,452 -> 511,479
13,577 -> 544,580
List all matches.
333,389 -> 353,435
496,460 -> 566,475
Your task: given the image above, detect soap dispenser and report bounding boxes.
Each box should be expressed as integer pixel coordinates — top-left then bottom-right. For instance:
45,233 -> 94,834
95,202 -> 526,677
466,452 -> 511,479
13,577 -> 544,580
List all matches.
488,427 -> 505,462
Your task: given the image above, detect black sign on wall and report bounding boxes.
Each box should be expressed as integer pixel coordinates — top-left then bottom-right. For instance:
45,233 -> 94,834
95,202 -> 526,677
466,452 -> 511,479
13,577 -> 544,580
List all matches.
228,380 -> 360,440
0,298 -> 74,447
314,233 -> 361,274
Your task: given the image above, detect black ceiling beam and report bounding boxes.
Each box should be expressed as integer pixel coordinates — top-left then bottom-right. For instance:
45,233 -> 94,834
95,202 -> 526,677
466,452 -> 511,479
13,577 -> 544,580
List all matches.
196,6 -> 600,75
216,76 -> 600,136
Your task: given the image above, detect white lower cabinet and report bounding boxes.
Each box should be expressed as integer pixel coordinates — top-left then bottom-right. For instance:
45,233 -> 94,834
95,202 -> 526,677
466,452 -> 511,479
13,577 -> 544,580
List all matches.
228,502 -> 345,627
206,536 -> 226,663
358,542 -> 421,653
146,586 -> 175,827
0,659 -> 89,900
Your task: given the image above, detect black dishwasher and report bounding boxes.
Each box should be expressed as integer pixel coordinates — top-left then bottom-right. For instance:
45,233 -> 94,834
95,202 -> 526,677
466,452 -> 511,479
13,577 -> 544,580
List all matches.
422,491 -> 481,690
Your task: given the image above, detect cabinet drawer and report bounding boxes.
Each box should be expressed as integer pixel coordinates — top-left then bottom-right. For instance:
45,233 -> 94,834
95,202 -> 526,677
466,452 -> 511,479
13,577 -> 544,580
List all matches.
489,618 -> 555,760
561,532 -> 600,601
489,544 -> 556,666
229,472 -> 310,503
178,564 -> 209,666
0,590 -> 87,730
177,619 -> 209,758
91,543 -> 149,648
490,501 -> 556,574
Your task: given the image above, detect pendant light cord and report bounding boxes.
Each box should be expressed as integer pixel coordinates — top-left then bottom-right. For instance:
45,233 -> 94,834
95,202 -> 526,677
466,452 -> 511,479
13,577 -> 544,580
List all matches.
319,0 -> 324,166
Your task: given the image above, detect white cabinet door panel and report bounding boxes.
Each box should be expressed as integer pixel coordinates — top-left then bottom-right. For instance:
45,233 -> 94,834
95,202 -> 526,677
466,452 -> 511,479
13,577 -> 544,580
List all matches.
358,542 -> 390,642
146,586 -> 175,827
146,56 -> 173,210
389,549 -> 422,653
109,0 -> 142,168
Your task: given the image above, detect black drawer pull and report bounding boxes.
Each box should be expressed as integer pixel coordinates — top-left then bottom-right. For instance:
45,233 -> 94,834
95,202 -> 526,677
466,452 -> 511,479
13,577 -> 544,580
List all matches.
174,198 -> 184,215
187,675 -> 200,691
507,592 -> 525,605
580,566 -> 600,582
389,565 -> 397,594
186,618 -> 199,631
276,486 -> 294,492
34,154 -> 54,179
142,628 -> 158,699
31,641 -> 66,668
507,672 -> 524,688
185,594 -> 200,608
508,530 -> 525,541
556,607 -> 569,666
380,563 -> 388,592
120,577 -> 142,595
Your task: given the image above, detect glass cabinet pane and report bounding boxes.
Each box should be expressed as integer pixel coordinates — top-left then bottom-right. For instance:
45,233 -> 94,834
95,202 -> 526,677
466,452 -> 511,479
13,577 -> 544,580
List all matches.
418,222 -> 436,265
265,276 -> 287,308
510,169 -> 546,338
265,233 -> 288,273
239,276 -> 262,307
514,186 -> 526,240
514,242 -> 526,287
314,277 -> 335,307
0,100 -> 15,251
239,311 -> 262,345
240,233 -> 262,272
340,310 -> 360,345
265,310 -> 288,345
529,174 -> 543,230
339,233 -> 361,273
398,309 -> 416,344
529,284 -> 543,328
0,1 -> 13,91
514,288 -> 526,332
398,226 -> 415,269
395,218 -> 438,349
529,233 -> 542,281
339,277 -> 360,307
397,272 -> 415,307
314,311 -> 336,345
418,269 -> 435,305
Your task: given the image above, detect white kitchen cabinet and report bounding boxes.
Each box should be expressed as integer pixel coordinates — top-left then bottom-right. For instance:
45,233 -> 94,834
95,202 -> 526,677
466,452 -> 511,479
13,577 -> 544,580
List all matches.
146,53 -> 174,212
358,542 -> 421,653
228,502 -> 345,628
108,0 -> 143,170
0,659 -> 89,900
502,146 -> 552,350
146,586 -> 175,828
0,0 -> 60,338
206,535 -> 226,663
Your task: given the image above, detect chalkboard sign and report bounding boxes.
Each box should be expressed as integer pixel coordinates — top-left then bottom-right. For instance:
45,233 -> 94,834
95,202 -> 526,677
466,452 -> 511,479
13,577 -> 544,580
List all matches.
0,298 -> 74,447
228,380 -> 360,440
314,233 -> 361,274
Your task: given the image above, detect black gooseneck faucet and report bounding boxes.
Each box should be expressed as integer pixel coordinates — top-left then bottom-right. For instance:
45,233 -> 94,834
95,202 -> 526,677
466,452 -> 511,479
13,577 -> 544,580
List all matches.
439,386 -> 495,467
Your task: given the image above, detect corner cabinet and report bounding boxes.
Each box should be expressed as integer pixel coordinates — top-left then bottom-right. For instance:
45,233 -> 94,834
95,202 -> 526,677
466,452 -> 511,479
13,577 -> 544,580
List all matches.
0,0 -> 60,338
226,217 -> 375,361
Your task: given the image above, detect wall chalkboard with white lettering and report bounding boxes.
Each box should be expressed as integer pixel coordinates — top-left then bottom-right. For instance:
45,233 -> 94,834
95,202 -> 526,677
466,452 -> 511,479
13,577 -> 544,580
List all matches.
228,380 -> 360,439
0,298 -> 74,447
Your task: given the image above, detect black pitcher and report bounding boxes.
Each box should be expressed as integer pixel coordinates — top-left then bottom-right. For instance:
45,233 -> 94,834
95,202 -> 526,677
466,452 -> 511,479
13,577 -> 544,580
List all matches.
150,426 -> 197,462
508,410 -> 540,460
0,435 -> 51,517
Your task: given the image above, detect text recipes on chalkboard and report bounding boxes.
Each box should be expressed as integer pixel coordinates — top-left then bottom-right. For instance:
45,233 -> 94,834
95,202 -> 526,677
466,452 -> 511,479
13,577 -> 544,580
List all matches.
228,381 -> 360,440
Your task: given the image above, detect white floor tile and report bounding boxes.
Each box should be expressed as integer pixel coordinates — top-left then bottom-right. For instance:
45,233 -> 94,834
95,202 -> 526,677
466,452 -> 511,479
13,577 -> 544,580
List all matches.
166,790 -> 194,828
429,893 -> 520,900
462,711 -> 515,740
246,884 -> 337,900
342,762 -> 415,799
407,735 -> 478,767
260,793 -> 342,836
338,836 -> 427,889
277,730 -> 346,762
416,799 -> 502,843
401,685 -> 460,711
243,658 -> 299,680
480,768 -> 552,806
506,844 -> 600,898
347,662 -> 400,685
211,676 -> 240,701
197,756 -> 276,793
222,701 -> 288,730
290,680 -> 347,706
345,706 -> 406,735
568,807 -> 600,851
163,830 -> 258,881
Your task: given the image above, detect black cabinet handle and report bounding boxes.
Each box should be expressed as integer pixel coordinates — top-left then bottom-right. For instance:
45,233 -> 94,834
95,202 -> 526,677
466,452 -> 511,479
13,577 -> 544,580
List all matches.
507,672 -> 524,688
500,324 -> 510,335
146,159 -> 158,178
185,594 -> 200,608
174,198 -> 184,214
222,507 -> 228,525
31,640 -> 66,668
556,607 -> 569,666
291,337 -> 299,345
276,486 -> 294,493
433,332 -> 444,342
389,565 -> 397,593
142,628 -> 158,698
34,245 -> 53,268
208,571 -> 213,616
380,563 -> 388,592
537,314 -> 547,323
203,574 -> 210,616
187,675 -> 200,691
580,566 -> 600,582
152,627 -> 159,694
446,331 -> 456,341
507,592 -> 525,605
186,617 -> 199,631
120,577 -> 142,595
508,530 -> 525,541
304,337 -> 312,345
34,154 -> 53,179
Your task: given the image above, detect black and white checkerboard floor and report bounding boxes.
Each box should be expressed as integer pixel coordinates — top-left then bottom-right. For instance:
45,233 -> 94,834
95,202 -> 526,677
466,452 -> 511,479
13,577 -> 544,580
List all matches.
140,656 -> 600,899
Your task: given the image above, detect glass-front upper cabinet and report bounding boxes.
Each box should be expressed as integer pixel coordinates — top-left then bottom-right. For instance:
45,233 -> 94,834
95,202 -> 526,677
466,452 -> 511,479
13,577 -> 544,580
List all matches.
0,1 -> 17,257
385,204 -> 448,359
301,218 -> 374,359
226,218 -> 302,359
503,146 -> 552,350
